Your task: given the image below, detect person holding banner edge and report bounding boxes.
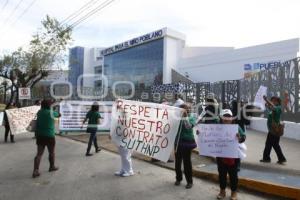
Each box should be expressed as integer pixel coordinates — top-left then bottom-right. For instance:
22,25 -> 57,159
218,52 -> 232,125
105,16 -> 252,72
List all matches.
260,96 -> 286,164
174,103 -> 197,189
4,104 -> 15,143
82,102 -> 103,156
113,102 -> 134,177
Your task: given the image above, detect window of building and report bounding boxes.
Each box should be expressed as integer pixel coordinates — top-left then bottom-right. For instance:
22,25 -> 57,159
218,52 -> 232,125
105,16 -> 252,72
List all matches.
103,38 -> 164,90
94,66 -> 103,74
94,80 -> 102,88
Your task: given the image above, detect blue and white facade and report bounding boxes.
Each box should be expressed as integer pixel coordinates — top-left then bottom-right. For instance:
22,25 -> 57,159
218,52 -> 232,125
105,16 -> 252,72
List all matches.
101,28 -> 186,88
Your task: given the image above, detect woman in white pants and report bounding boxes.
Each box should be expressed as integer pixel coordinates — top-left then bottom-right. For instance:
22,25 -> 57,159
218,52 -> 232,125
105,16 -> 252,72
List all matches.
114,146 -> 134,177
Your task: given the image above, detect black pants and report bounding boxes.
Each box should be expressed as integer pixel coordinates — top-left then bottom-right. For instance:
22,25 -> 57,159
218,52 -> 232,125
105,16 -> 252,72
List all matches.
34,137 -> 56,171
263,132 -> 286,161
86,132 -> 99,154
175,147 -> 193,184
217,158 -> 238,192
4,125 -> 14,142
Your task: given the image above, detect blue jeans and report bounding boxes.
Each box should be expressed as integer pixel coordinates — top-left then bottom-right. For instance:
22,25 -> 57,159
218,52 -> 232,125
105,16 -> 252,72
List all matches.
86,131 -> 99,154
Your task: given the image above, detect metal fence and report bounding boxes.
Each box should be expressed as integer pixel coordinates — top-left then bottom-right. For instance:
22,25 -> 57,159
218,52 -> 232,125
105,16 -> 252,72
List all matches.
173,57 -> 300,122
27,57 -> 300,122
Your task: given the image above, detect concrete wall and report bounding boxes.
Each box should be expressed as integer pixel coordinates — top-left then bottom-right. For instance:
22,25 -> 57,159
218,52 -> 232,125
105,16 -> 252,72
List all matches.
178,38 -> 300,82
250,117 -> 300,141
163,37 -> 185,84
182,47 -> 234,58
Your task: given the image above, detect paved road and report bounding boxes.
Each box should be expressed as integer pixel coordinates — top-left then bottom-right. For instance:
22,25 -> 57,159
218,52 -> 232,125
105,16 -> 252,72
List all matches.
0,133 -> 277,200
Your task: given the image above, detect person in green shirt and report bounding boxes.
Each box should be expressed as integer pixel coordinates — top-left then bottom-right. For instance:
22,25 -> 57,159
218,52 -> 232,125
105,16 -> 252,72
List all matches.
82,102 -> 102,156
33,99 -> 61,178
174,103 -> 197,189
260,96 -> 286,164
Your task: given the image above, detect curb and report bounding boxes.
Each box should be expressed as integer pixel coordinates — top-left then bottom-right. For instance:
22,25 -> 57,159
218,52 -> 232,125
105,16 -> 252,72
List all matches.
193,149 -> 300,176
61,136 -> 300,200
241,161 -> 300,176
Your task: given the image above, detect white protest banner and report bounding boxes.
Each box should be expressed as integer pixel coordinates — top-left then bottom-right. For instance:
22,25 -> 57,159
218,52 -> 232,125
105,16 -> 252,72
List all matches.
254,86 -> 267,110
59,101 -> 112,132
110,99 -> 182,162
5,106 -> 40,135
19,88 -> 31,99
0,112 -> 3,125
196,124 -> 239,158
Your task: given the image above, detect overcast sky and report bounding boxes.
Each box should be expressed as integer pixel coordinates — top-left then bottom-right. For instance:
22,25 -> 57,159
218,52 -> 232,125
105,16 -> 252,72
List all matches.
0,0 -> 300,55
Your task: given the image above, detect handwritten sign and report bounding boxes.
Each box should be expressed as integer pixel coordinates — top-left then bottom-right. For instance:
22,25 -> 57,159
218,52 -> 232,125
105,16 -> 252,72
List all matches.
254,86 -> 267,110
5,106 -> 40,135
110,99 -> 182,162
59,101 -> 112,132
196,124 -> 239,158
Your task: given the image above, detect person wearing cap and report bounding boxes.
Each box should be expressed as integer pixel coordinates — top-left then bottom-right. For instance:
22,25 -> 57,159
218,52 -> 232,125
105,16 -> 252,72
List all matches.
216,109 -> 246,200
174,103 -> 197,189
260,96 -> 286,164
82,102 -> 102,156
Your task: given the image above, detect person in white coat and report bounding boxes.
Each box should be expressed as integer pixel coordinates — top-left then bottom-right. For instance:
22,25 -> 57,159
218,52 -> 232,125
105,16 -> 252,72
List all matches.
173,94 -> 184,107
113,104 -> 134,177
114,146 -> 134,177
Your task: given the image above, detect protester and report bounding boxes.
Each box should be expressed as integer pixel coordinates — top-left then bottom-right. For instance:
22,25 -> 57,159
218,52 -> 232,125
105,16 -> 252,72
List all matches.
34,100 -> 41,106
231,100 -> 247,132
114,146 -> 134,177
82,102 -> 102,156
167,94 -> 185,163
3,104 -> 15,143
113,104 -> 134,177
260,96 -> 287,164
216,109 -> 246,200
174,103 -> 197,189
173,94 -> 184,107
231,100 -> 249,171
32,100 -> 42,139
161,98 -> 170,105
198,97 -> 219,124
32,99 -> 61,178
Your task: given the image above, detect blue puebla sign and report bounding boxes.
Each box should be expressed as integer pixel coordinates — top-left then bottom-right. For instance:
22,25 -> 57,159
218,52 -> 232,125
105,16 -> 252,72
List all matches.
244,61 -> 282,78
244,61 -> 281,71
101,29 -> 165,56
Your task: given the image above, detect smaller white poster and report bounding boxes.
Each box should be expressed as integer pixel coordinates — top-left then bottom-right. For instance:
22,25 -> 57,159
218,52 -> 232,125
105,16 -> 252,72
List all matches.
196,124 -> 239,158
59,101 -> 112,132
19,88 -> 31,99
254,86 -> 268,110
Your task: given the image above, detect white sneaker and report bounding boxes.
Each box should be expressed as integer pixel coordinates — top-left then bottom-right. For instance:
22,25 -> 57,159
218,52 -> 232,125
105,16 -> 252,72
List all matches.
121,171 -> 134,177
114,171 -> 124,176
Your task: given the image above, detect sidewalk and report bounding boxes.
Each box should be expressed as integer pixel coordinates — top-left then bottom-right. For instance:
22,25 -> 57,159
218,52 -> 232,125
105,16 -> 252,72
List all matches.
243,129 -> 300,175
0,133 -> 273,200
61,129 -> 300,199
62,128 -> 300,175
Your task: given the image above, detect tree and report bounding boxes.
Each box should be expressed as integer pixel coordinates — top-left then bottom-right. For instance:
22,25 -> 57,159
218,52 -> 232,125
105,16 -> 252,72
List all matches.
0,15 -> 72,105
